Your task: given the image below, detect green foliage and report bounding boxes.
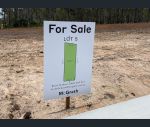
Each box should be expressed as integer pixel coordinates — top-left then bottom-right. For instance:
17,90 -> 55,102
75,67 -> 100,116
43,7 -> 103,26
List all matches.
0,8 -> 150,28
13,19 -> 28,27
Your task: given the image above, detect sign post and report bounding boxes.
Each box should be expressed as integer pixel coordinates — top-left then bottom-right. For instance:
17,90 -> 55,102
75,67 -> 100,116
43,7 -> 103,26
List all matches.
66,97 -> 70,109
44,21 -> 95,109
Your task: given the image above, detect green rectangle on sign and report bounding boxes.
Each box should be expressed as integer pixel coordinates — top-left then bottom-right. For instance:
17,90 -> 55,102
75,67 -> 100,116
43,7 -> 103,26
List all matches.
64,43 -> 77,81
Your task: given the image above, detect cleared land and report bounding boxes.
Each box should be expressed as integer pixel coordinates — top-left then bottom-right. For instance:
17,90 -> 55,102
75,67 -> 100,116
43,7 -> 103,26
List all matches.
0,23 -> 150,119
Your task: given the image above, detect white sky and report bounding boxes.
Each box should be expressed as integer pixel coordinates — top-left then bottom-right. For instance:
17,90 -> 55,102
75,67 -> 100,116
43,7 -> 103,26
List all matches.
0,8 -> 2,18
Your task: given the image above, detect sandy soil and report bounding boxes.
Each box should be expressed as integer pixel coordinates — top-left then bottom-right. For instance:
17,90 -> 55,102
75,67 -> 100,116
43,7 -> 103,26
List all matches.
0,23 -> 150,119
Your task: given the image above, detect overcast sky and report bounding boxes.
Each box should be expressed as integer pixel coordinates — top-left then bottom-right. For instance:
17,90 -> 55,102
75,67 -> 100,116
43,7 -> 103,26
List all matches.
0,8 -> 2,18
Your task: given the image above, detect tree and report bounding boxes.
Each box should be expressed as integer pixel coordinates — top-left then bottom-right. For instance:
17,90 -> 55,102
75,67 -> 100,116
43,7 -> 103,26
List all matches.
1,8 -> 150,28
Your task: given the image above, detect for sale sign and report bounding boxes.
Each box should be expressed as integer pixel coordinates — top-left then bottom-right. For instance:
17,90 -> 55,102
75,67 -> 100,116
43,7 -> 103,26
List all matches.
44,21 -> 95,99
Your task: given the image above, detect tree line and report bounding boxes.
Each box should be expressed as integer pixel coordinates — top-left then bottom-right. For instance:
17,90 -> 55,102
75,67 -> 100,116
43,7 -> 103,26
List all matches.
0,8 -> 150,28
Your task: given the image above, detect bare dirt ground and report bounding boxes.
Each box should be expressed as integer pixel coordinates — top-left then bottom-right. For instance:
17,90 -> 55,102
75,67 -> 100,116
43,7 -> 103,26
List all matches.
0,23 -> 150,119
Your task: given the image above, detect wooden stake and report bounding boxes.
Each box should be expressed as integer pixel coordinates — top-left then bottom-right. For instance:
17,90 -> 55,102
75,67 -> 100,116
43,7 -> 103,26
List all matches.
66,97 -> 70,109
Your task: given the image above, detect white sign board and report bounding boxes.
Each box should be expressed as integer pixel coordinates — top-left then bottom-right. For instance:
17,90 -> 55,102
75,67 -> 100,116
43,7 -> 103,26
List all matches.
44,21 -> 95,99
